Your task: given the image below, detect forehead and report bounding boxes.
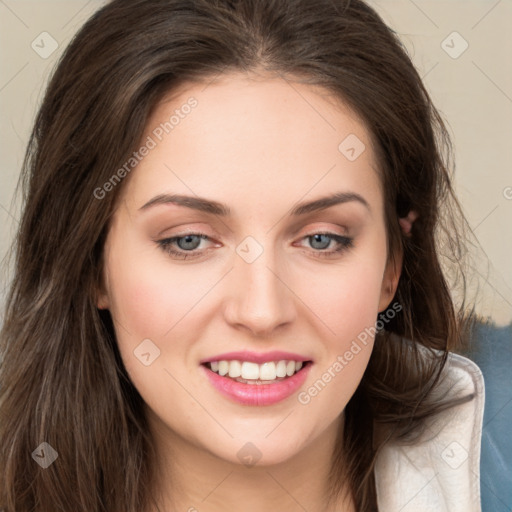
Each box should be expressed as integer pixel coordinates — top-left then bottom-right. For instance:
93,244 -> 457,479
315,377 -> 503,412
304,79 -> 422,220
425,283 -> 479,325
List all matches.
119,72 -> 383,217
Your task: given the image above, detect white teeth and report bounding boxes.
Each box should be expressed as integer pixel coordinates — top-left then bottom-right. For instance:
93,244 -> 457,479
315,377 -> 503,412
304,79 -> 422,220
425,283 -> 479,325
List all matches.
218,360 -> 229,376
208,359 -> 307,381
260,362 -> 276,380
241,361 -> 259,380
228,360 -> 241,378
276,360 -> 287,378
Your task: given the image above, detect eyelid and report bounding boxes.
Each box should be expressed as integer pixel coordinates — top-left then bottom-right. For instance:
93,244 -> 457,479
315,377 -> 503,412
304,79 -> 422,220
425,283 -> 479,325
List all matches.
155,222 -> 220,239
301,225 -> 349,237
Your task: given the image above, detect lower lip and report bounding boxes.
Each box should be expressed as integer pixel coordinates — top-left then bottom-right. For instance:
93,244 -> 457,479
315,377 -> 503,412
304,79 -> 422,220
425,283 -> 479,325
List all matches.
201,363 -> 312,406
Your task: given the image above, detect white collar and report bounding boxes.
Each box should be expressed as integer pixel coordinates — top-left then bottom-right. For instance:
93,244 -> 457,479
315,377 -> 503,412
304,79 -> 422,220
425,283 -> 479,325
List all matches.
374,351 -> 485,511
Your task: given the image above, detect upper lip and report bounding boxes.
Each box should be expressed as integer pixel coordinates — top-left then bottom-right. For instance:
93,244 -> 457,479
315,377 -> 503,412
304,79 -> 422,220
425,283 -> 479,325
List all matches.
200,350 -> 312,364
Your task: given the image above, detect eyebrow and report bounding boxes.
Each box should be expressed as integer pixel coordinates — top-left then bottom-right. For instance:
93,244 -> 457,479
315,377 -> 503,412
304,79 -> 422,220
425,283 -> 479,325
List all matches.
139,191 -> 371,216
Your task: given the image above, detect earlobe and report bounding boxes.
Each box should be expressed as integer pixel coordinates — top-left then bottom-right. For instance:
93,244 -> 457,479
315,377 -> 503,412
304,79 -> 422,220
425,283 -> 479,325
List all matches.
378,248 -> 403,312
96,295 -> 109,309
95,272 -> 110,310
97,292 -> 110,310
95,259 -> 111,309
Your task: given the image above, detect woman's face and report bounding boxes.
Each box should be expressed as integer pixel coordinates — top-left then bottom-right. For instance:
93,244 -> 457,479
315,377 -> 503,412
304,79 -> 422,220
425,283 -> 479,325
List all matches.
98,72 -> 401,467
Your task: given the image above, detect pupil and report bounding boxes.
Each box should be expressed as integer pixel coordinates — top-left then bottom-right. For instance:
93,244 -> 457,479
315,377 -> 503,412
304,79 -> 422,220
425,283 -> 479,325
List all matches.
311,234 -> 330,250
178,235 -> 201,250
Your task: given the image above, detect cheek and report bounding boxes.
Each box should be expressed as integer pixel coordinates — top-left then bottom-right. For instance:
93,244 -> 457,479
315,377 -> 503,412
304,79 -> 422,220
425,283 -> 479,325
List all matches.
294,249 -> 386,408
105,241 -> 208,338
107,266 -> 169,342
295,264 -> 382,417
301,258 -> 386,340
104,250 -> 207,397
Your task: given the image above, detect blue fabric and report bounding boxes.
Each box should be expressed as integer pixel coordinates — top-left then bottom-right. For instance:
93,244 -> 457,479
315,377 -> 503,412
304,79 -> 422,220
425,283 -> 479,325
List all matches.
463,321 -> 512,512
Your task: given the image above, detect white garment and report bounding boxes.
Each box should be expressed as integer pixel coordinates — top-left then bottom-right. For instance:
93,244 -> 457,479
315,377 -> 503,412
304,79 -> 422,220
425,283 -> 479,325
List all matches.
374,352 -> 485,511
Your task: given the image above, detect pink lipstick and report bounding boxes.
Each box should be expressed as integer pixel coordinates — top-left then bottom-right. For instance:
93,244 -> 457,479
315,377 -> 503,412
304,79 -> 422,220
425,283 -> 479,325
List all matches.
200,351 -> 313,406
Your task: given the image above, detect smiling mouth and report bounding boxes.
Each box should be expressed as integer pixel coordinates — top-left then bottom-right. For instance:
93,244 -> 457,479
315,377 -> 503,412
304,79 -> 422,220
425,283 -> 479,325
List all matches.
202,360 -> 313,384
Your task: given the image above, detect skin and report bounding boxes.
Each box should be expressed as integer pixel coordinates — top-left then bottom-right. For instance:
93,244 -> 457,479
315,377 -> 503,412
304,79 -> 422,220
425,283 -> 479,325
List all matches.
97,71 -> 402,512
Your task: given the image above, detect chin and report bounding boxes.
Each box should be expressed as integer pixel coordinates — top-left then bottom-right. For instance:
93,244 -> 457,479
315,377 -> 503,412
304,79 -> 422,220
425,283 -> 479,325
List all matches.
205,432 -> 310,468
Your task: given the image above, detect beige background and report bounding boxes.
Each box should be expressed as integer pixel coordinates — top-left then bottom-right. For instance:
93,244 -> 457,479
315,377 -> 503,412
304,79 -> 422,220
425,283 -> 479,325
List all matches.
1,0 -> 511,325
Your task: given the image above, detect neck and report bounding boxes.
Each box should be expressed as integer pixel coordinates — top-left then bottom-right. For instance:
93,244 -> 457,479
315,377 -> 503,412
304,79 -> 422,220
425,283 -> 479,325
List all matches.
146,413 -> 355,512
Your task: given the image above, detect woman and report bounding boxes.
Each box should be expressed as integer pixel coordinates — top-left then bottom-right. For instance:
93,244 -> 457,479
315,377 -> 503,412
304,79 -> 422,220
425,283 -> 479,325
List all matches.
0,0 -> 484,510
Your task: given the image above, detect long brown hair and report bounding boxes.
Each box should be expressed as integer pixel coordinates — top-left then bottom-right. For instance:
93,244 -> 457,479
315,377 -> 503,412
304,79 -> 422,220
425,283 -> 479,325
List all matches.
0,0 -> 476,510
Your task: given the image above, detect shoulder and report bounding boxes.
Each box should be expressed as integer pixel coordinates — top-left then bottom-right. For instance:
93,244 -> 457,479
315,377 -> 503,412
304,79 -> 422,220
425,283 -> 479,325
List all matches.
374,348 -> 485,512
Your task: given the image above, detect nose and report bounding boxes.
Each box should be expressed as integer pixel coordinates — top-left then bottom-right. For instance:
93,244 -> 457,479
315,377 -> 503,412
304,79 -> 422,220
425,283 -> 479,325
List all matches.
223,243 -> 297,337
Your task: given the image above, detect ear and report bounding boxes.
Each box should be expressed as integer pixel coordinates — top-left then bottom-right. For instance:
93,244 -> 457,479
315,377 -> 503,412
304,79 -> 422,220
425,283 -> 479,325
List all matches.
97,290 -> 110,310
95,269 -> 110,310
378,246 -> 403,312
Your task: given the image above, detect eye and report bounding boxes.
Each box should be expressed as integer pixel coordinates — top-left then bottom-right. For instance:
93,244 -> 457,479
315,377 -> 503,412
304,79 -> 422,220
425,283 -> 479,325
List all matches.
157,233 -> 214,260
156,231 -> 354,261
298,232 -> 354,258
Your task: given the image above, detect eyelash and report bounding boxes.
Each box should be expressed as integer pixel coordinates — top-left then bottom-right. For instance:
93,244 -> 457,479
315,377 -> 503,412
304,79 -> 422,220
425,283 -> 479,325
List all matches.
156,232 -> 354,260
